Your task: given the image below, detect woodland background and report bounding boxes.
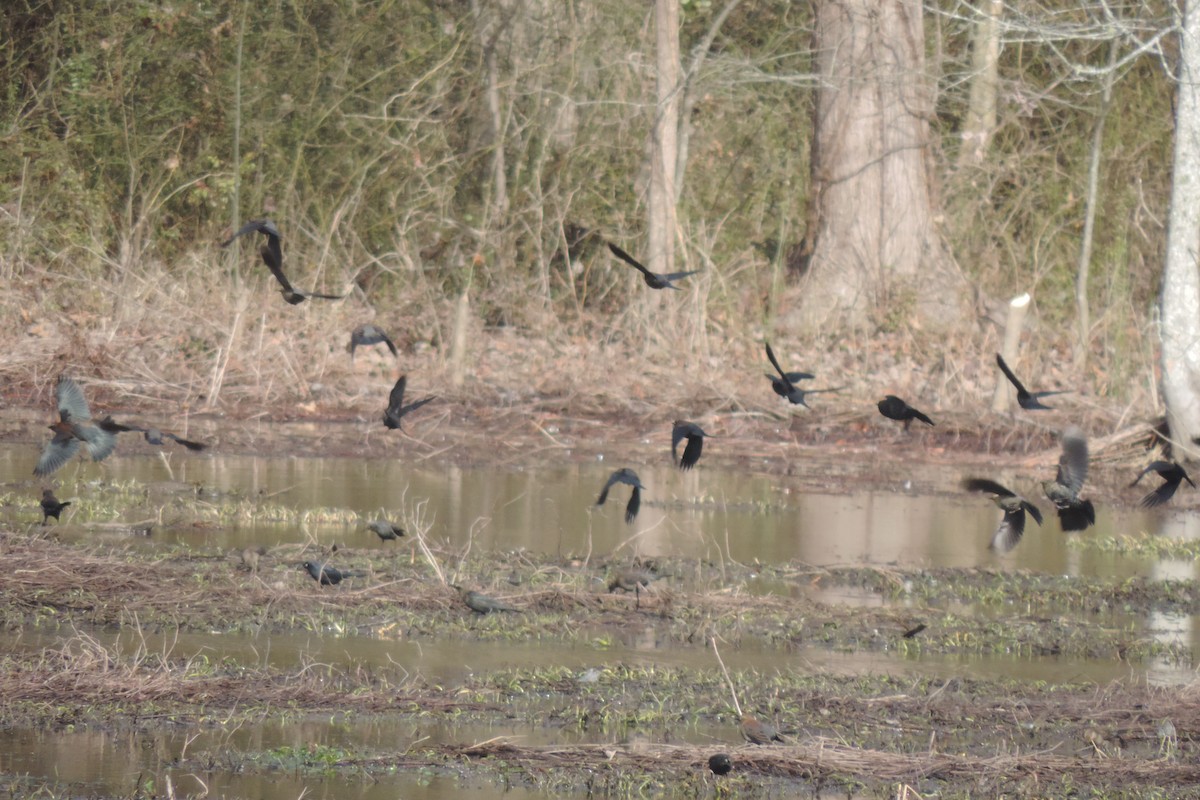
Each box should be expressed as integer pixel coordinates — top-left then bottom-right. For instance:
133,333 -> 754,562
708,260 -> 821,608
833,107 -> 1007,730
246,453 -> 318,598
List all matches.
0,1 -> 1176,419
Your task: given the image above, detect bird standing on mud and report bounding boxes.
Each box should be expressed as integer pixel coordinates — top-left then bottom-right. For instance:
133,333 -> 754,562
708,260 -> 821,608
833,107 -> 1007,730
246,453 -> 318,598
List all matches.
383,375 -> 436,430
963,478 -> 1044,553
1130,461 -> 1195,508
877,395 -> 934,431
98,416 -> 207,451
40,489 -> 70,524
606,242 -> 700,290
740,715 -> 787,745
707,754 -> 733,776
34,376 -> 117,477
365,519 -> 405,542
995,353 -> 1066,410
452,585 -> 518,614
349,324 -> 398,360
672,420 -> 710,471
222,219 -> 345,305
1042,426 -> 1095,531
301,561 -> 363,586
596,468 -> 644,523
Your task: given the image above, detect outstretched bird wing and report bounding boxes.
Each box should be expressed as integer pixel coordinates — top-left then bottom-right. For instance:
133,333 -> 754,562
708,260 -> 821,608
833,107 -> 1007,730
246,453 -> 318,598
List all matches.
163,432 -> 207,451
387,375 -> 408,414
995,353 -> 1031,397
1055,427 -> 1089,495
56,376 -> 91,421
34,438 -> 81,477
625,485 -> 641,523
964,477 -> 1017,498
607,242 -> 654,278
660,270 -> 700,282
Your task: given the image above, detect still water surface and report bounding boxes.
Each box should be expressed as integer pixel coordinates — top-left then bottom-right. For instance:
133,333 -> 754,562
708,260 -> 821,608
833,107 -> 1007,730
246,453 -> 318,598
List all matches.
2,444 -> 1198,797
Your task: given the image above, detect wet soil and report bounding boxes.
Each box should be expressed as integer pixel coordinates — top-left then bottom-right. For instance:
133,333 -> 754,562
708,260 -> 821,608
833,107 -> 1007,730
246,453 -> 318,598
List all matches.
0,403 -> 1194,798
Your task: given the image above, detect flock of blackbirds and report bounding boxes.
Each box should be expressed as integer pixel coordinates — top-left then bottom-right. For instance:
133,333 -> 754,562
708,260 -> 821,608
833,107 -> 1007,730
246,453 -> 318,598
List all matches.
28,222 -> 1195,767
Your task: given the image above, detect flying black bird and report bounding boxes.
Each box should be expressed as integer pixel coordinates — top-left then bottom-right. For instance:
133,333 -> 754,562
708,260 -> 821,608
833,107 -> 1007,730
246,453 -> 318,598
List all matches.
349,324 -> 398,360
707,754 -> 733,776
877,395 -> 934,431
995,353 -> 1066,410
672,420 -> 711,471
740,715 -> 786,745
383,375 -> 436,430
763,341 -> 815,404
963,478 -> 1044,553
1042,426 -> 1095,531
596,468 -> 643,523
901,623 -> 927,639
222,219 -> 345,305
40,489 -> 70,524
1130,461 -> 1195,508
34,376 -> 117,477
301,560 -> 364,586
452,584 -> 518,614
606,242 -> 700,290
365,519 -> 405,542
97,416 -> 207,451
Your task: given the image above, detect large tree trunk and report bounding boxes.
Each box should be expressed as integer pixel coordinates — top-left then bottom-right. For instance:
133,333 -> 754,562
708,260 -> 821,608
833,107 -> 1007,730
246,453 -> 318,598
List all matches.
787,0 -> 968,333
647,0 -> 681,278
1161,0 -> 1200,460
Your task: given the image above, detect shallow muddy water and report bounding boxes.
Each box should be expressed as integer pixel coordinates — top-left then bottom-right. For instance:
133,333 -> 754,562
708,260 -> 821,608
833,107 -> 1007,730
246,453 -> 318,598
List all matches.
3,437 -> 1200,797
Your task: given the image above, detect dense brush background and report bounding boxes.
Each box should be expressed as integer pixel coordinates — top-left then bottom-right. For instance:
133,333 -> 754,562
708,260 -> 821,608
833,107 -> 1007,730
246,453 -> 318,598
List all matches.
0,1 -> 1174,418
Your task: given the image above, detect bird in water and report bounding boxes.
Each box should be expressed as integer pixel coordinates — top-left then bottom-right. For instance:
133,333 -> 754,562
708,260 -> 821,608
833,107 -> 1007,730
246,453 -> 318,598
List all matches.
452,584 -> 518,614
1130,461 -> 1195,508
877,395 -> 934,431
995,353 -> 1067,410
34,376 -> 117,477
963,478 -> 1044,553
672,420 -> 711,471
606,242 -> 700,290
349,324 -> 398,360
365,519 -> 405,542
40,489 -> 71,524
740,715 -> 787,745
301,560 -> 364,586
596,468 -> 644,523
382,374 -> 435,430
1042,426 -> 1095,531
97,416 -> 207,451
222,219 -> 345,305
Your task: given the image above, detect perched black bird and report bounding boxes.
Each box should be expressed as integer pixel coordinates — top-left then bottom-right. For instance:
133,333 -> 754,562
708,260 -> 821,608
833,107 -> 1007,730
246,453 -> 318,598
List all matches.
707,753 -> 733,776
98,416 -> 207,451
1130,461 -> 1195,509
596,468 -> 644,523
763,341 -> 815,404
365,519 -> 405,542
452,585 -> 517,614
963,478 -> 1044,553
222,219 -> 345,305
383,375 -> 435,430
301,561 -> 363,586
607,242 -> 700,290
40,489 -> 70,524
740,715 -> 786,745
672,420 -> 711,471
34,376 -> 117,477
1042,426 -> 1095,531
349,324 -> 398,360
877,395 -> 934,431
995,353 -> 1066,410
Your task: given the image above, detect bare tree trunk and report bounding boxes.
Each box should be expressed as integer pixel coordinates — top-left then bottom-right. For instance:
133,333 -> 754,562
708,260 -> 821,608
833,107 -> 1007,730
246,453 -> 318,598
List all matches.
957,0 -> 1002,167
1073,36 -> 1120,371
787,0 -> 968,333
648,0 -> 681,278
1161,0 -> 1200,460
